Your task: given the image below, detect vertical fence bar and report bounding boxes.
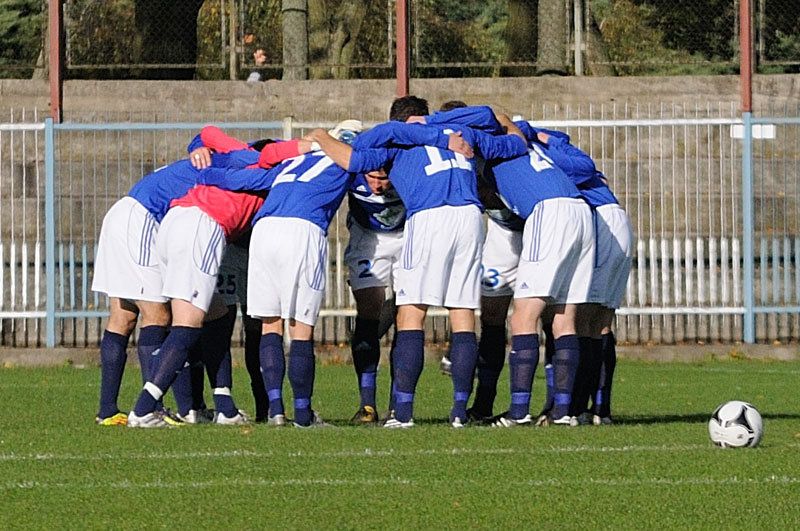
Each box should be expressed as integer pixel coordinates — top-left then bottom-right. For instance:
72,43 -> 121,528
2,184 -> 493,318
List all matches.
742,112 -> 755,343
45,118 -> 56,347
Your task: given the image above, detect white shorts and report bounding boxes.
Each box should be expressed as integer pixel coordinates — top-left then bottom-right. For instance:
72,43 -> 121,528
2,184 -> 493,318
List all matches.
217,242 -> 249,307
481,219 -> 523,298
515,197 -> 595,305
396,205 -> 484,309
91,196 -> 166,302
247,217 -> 327,326
344,218 -> 403,292
156,206 -> 226,312
588,203 -> 633,309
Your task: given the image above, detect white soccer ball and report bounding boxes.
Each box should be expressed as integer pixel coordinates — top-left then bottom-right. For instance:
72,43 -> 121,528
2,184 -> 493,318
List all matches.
708,400 -> 763,448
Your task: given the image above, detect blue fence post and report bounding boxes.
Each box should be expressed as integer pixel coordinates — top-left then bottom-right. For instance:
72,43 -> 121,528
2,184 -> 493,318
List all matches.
742,112 -> 755,343
44,118 -> 56,348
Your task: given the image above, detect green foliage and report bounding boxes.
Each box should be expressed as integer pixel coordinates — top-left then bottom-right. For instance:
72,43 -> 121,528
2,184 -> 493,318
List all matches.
0,0 -> 44,78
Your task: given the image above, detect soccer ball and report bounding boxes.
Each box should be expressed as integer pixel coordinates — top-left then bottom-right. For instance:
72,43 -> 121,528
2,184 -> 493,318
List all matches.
708,400 -> 763,448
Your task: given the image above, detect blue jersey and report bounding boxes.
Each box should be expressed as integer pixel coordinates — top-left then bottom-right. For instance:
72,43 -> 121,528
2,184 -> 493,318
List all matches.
425,106 -> 505,135
349,124 -> 527,218
128,151 -> 256,222
198,152 -> 354,233
484,141 -> 581,220
348,174 -> 406,232
517,122 -> 619,208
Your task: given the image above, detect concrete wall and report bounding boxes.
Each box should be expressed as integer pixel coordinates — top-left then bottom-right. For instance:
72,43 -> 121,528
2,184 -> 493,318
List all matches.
2,75 -> 800,122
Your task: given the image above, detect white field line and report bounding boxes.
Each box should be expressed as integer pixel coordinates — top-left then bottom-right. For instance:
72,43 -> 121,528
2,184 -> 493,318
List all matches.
3,475 -> 800,491
2,443 -> 800,463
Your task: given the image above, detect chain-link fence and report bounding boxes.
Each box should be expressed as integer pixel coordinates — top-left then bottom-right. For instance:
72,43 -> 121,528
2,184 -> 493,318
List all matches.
1,1 -> 800,79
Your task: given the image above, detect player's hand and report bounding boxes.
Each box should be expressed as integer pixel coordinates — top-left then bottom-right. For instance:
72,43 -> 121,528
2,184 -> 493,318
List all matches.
189,147 -> 212,169
447,131 -> 474,158
536,131 -> 551,144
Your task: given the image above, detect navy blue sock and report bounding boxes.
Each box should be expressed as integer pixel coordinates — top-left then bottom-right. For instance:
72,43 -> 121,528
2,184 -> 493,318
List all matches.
133,326 -> 202,416
352,317 -> 380,409
541,322 -> 555,414
136,325 -> 168,386
259,333 -> 285,418
472,324 -> 506,416
595,332 -> 617,417
392,330 -> 424,423
449,331 -> 478,421
171,360 -> 194,416
244,318 -> 269,420
387,332 -> 398,412
288,340 -> 315,426
508,334 -> 539,420
551,334 -> 580,420
201,312 -> 238,417
97,330 -> 130,418
569,336 -> 593,417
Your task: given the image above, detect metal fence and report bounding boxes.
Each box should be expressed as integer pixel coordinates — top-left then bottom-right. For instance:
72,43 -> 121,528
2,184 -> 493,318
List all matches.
3,1 -> 800,79
0,112 -> 799,347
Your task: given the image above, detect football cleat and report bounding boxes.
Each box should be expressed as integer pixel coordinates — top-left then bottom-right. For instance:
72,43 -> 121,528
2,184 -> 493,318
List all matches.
157,408 -> 186,427
593,414 -> 613,426
178,407 -> 214,424
95,412 -> 128,426
382,411 -> 414,429
213,409 -> 250,425
551,415 -> 579,427
492,413 -> 533,428
267,414 -> 288,427
451,416 -> 466,429
466,407 -> 493,424
577,412 -> 594,426
534,414 -> 551,427
127,411 -> 171,428
293,410 -> 333,429
350,405 -> 379,425
439,355 -> 452,376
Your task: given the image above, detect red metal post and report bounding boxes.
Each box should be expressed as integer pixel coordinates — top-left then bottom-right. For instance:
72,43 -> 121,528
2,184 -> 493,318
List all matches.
48,0 -> 63,122
396,0 -> 409,98
739,0 -> 752,113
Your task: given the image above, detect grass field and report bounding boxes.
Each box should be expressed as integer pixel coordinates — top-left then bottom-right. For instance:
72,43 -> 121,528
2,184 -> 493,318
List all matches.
2,358 -> 800,529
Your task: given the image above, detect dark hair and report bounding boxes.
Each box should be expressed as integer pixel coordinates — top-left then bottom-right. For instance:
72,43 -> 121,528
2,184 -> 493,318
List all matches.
250,138 -> 276,151
389,95 -> 429,122
439,100 -> 467,112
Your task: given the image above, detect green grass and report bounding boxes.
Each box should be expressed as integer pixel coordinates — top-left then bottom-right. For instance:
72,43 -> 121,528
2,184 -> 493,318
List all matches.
2,359 -> 800,529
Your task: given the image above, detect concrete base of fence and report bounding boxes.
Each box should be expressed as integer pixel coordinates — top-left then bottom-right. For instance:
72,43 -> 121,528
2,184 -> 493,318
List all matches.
1,344 -> 799,368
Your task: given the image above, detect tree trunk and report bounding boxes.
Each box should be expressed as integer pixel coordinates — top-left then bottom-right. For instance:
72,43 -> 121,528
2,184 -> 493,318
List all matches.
585,9 -> 616,76
308,0 -> 368,80
132,0 -> 205,80
283,0 -> 309,80
502,0 -> 538,77
536,0 -> 568,75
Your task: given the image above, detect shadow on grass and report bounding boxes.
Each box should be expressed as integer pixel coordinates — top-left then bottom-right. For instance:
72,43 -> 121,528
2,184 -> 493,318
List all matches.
615,412 -> 800,425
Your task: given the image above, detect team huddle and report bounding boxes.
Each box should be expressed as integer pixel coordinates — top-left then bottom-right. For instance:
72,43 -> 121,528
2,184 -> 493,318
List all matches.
91,96 -> 633,429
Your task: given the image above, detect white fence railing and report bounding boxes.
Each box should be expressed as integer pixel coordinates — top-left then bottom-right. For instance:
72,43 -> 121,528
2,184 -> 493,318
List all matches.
0,113 -> 798,346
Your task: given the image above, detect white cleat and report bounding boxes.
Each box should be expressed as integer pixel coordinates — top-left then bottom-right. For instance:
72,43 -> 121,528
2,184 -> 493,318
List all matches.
213,409 -> 250,425
551,415 -> 579,427
293,411 -> 333,429
451,417 -> 466,429
127,411 -> 170,428
593,414 -> 613,426
383,415 -> 415,429
178,407 -> 214,424
267,414 -> 287,427
492,414 -> 533,428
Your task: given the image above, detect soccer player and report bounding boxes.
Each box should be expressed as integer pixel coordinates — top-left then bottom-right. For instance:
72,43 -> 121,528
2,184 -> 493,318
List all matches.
127,134 -> 308,428
328,97 -> 528,428
515,123 -> 632,425
92,147 -> 258,426
477,122 -> 595,428
345,167 -> 406,424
